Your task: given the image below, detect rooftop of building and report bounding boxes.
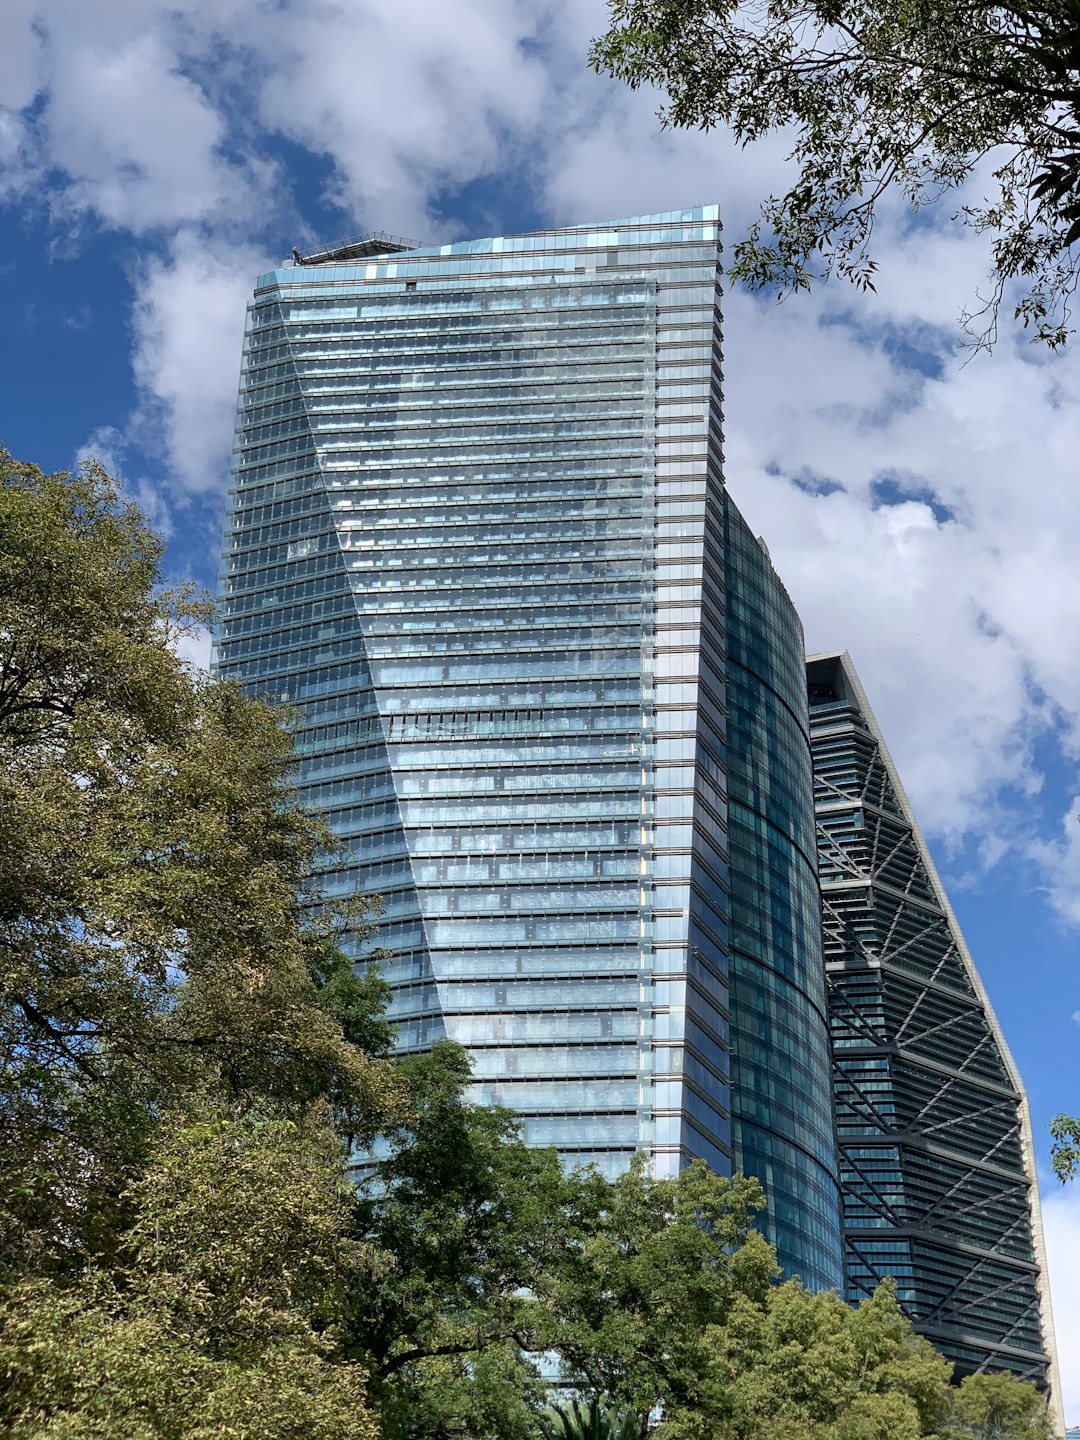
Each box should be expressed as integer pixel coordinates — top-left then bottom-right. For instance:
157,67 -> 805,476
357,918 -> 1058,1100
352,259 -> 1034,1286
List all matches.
288,232 -> 420,266
282,208 -> 723,270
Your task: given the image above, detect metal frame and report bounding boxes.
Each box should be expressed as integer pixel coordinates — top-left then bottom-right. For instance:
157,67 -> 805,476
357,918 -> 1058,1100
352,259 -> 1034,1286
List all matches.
807,652 -> 1063,1432
289,232 -> 419,266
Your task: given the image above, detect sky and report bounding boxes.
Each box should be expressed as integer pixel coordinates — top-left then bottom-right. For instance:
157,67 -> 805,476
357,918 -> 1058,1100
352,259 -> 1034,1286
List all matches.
1,0 -> 1078,1410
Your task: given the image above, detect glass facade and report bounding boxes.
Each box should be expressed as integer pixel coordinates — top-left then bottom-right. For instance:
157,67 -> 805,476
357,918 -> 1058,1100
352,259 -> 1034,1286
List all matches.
807,652 -> 1062,1412
216,210 -> 734,1181
725,511 -> 844,1291
214,209 -> 838,1289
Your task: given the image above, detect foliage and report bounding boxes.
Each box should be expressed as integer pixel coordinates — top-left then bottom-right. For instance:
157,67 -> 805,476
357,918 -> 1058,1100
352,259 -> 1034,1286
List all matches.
346,1040 -> 563,1439
949,1372 -> 1056,1440
0,1105 -> 377,1440
665,1277 -> 953,1439
540,1398 -> 643,1440
653,1277 -> 1052,1440
0,451 -> 396,1435
591,0 -> 1080,347
546,1155 -> 776,1429
0,450 -> 400,1276
343,1074 -> 778,1440
1049,1112 -> 1080,1181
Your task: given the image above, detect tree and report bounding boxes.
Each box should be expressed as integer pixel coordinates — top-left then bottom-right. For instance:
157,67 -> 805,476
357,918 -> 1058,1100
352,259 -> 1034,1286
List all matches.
345,1040 -> 565,1440
340,1072 -> 780,1440
0,451 -> 401,1275
673,1277 -> 954,1440
540,1399 -> 643,1440
655,1277 -> 1051,1440
949,1372 -> 1055,1440
1049,1112 -> 1080,1180
591,0 -> 1080,347
0,1104 -> 379,1440
544,1155 -> 777,1435
0,450 -> 399,1433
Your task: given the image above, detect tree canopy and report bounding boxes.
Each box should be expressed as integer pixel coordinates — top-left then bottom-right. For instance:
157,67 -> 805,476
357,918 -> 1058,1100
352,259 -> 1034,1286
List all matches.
1050,1111 -> 1080,1180
0,450 -> 397,1435
0,451 -> 399,1277
591,0 -> 1080,347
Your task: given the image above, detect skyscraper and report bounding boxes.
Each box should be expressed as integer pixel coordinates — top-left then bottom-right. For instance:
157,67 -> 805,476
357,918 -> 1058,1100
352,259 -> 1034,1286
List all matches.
214,209 -> 842,1291
806,652 -> 1062,1421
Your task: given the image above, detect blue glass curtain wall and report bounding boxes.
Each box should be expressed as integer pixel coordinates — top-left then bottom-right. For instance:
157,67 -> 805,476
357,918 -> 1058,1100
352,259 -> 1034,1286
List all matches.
723,504 -> 844,1292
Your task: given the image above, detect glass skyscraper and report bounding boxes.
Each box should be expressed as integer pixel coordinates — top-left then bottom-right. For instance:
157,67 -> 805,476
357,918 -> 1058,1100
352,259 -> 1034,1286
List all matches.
807,652 -> 1063,1422
214,209 -> 842,1291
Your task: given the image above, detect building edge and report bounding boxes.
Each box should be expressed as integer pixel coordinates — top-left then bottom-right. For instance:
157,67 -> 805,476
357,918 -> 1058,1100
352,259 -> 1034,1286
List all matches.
807,649 -> 1065,1436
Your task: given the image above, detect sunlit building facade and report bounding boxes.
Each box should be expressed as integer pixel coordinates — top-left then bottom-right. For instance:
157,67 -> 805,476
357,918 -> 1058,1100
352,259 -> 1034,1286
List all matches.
214,209 -> 843,1290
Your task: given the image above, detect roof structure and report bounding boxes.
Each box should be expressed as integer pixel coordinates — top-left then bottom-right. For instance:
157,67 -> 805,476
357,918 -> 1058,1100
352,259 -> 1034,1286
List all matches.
289,232 -> 419,266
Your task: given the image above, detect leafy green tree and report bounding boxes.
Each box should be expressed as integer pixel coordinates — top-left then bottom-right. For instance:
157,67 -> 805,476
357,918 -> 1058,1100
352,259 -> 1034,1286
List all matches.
540,1398 -> 643,1440
545,1154 -> 776,1435
655,1276 -> 1051,1440
340,1101 -> 781,1440
345,1040 -> 563,1439
0,451 -> 400,1276
669,1277 -> 953,1440
0,450 -> 398,1434
1049,1112 -> 1080,1181
948,1372 -> 1055,1440
338,1061 -> 781,1440
0,1104 -> 379,1440
591,0 -> 1080,347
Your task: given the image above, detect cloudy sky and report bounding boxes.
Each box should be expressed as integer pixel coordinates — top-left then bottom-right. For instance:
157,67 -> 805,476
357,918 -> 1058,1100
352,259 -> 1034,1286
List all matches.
2,0 -> 1078,1410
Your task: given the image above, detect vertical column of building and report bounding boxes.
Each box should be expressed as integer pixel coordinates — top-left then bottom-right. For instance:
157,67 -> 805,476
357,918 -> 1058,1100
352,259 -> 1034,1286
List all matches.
720,508 -> 844,1292
647,210 -> 733,1178
807,652 -> 1062,1423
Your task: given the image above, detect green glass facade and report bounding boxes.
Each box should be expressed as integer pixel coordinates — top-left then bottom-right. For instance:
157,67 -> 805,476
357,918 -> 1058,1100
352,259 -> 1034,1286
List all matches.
807,652 -> 1062,1411
725,511 -> 844,1291
214,210 -> 841,1289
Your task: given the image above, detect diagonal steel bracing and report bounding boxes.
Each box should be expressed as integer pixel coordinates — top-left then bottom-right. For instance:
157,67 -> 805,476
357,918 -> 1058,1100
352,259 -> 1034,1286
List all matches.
807,653 -> 1061,1424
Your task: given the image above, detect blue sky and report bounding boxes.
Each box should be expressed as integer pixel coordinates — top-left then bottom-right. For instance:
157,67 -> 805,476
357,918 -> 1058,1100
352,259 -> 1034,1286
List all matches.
2,0 -> 1079,1408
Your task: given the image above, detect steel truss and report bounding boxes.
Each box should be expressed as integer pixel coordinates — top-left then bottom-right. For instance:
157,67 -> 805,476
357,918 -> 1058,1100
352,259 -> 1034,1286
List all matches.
806,654 -> 1059,1402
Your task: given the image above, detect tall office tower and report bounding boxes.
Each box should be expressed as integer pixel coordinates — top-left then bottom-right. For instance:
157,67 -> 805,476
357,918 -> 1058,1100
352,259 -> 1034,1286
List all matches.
214,208 -> 841,1289
806,652 -> 1062,1418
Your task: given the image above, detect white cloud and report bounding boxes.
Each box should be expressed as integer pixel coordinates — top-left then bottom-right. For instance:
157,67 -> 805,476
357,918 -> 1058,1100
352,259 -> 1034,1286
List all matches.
3,2 -> 263,231
171,622 -> 213,674
541,75 -> 798,237
254,0 -> 555,237
0,0 -> 47,114
129,231 -> 272,495
1042,1186 -> 1080,1425
1028,803 -> 1080,929
42,31 -> 244,232
718,277 -> 1080,850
